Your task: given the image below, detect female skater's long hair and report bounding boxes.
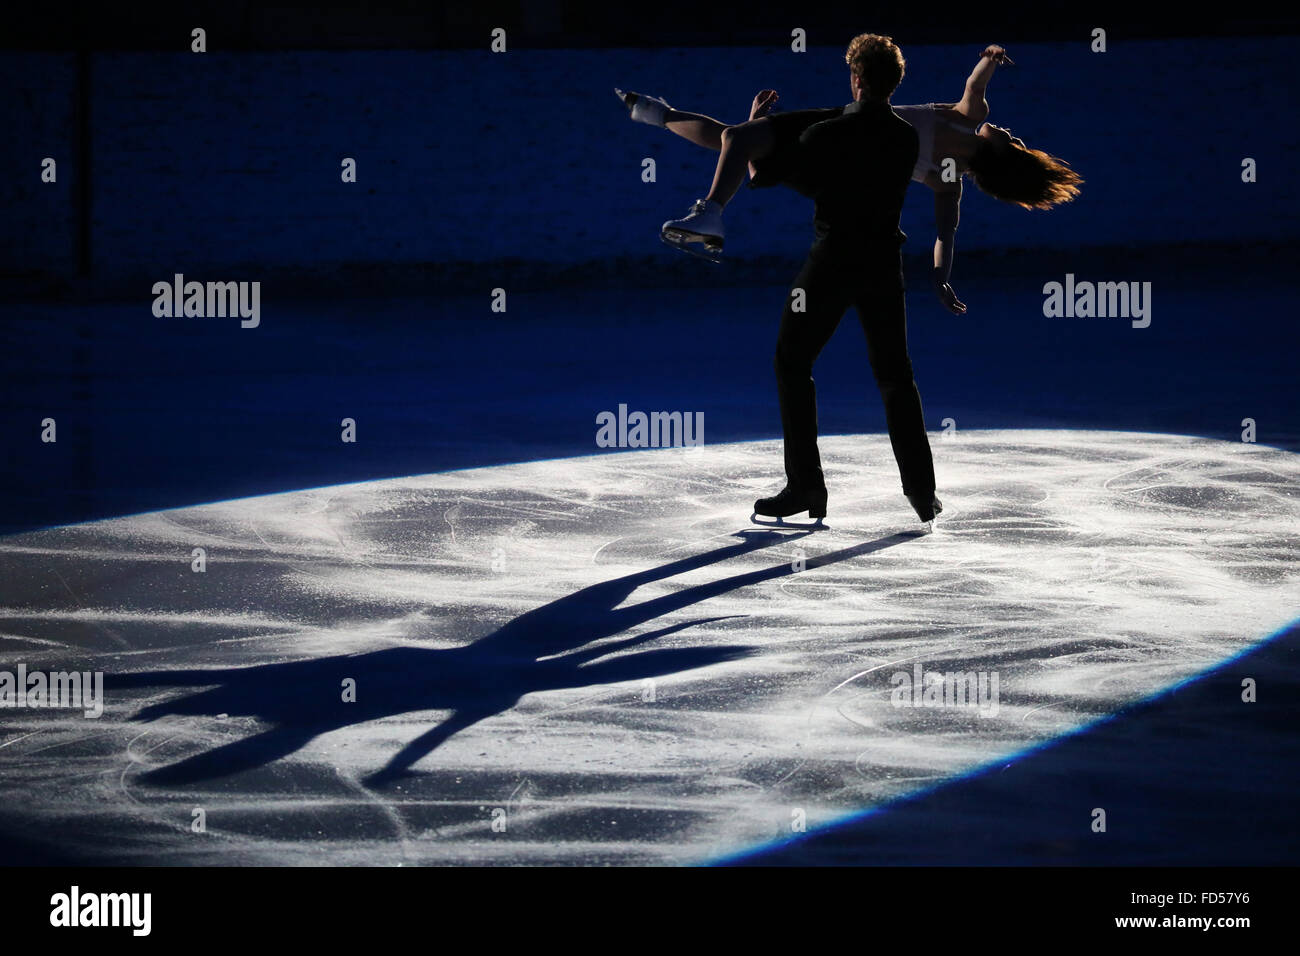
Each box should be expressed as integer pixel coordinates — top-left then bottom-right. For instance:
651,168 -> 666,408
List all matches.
967,138 -> 1082,210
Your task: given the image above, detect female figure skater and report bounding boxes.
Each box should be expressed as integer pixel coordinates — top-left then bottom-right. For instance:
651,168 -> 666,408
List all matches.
617,43 -> 1082,313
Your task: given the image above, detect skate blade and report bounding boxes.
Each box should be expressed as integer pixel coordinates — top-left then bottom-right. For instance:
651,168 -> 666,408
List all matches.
662,226 -> 723,250
660,232 -> 722,263
750,512 -> 827,530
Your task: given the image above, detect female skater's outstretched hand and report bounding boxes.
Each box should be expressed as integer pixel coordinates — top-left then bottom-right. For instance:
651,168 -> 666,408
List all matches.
935,281 -> 968,315
981,45 -> 1013,65
750,89 -> 779,119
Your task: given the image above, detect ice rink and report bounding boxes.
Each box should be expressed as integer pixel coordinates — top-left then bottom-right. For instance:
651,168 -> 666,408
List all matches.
2,429 -> 1297,864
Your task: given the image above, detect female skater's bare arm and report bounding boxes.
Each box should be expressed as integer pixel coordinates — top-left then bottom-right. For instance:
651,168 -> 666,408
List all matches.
932,184 -> 967,315
957,45 -> 1012,122
933,46 -> 1010,314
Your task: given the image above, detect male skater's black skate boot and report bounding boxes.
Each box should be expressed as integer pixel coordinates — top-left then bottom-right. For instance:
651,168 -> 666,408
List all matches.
907,491 -> 944,530
754,484 -> 828,521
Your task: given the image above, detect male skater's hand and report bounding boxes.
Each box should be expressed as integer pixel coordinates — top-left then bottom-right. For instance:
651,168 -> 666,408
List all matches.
750,89 -> 779,119
935,281 -> 967,315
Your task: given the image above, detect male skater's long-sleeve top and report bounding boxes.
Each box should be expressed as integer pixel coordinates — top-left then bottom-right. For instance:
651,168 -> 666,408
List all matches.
749,99 -> 919,256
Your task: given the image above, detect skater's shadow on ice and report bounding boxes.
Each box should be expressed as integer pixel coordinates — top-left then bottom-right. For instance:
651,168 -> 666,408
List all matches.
110,527 -> 919,788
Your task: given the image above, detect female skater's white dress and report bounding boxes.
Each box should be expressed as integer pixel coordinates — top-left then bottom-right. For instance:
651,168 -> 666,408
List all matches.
893,104 -> 980,183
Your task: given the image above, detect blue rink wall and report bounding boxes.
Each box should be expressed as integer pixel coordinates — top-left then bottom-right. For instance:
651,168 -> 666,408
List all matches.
1,35 -> 1297,286
2,34 -> 1299,536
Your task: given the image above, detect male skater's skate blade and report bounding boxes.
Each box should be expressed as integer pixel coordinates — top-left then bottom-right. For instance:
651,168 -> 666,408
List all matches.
751,484 -> 828,527
907,492 -> 943,523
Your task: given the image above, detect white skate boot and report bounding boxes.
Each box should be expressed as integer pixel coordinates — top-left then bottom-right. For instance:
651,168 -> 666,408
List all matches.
661,199 -> 725,262
614,88 -> 672,127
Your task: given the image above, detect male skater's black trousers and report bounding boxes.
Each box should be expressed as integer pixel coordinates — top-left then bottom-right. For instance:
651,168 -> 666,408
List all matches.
774,238 -> 935,497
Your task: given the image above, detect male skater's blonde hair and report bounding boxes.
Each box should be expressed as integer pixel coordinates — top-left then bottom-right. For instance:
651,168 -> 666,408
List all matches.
845,33 -> 906,99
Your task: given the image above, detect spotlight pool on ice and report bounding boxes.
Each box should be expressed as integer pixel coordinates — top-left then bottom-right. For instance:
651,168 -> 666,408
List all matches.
0,430 -> 1296,864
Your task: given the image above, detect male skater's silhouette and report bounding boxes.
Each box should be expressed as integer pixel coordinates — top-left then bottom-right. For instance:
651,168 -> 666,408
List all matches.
642,34 -> 942,526
752,34 -> 939,525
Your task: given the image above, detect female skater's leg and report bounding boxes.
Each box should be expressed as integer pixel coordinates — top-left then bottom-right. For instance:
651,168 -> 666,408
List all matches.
617,88 -> 762,158
705,118 -> 774,207
659,117 -> 775,256
618,89 -> 727,149
663,109 -> 727,150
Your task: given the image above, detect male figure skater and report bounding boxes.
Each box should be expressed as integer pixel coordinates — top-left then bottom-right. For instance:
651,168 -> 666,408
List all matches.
629,34 -> 941,526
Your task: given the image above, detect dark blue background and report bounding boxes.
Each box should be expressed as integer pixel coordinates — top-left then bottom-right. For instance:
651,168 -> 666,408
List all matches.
3,36 -> 1297,536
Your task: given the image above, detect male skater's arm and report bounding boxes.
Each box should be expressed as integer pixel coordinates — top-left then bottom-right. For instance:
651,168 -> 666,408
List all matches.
933,184 -> 967,314
745,96 -> 844,195
747,89 -> 779,180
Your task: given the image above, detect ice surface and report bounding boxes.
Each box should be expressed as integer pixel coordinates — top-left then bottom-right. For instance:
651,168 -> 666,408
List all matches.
0,430 -> 1297,864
